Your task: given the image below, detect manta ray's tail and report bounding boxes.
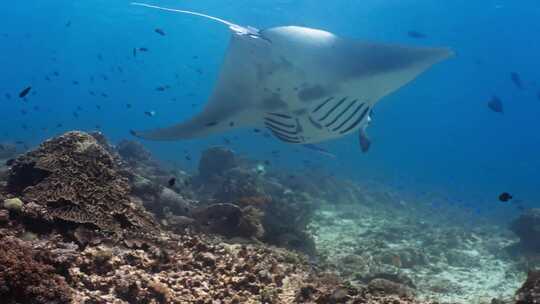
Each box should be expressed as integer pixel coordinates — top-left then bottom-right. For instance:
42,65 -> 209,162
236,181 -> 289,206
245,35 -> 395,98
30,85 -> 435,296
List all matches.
131,2 -> 250,34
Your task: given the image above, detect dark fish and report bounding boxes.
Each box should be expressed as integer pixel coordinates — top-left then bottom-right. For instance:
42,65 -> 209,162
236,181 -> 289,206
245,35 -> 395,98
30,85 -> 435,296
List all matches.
76,105 -> 83,111
168,178 -> 176,187
185,155 -> 192,161
510,72 -> 523,90
487,96 -> 504,114
65,20 -> 71,27
97,54 -> 103,61
498,192 -> 513,202
101,74 -> 108,81
19,86 -> 31,98
253,128 -> 261,133
96,105 -> 102,110
53,71 -> 59,76
72,80 -> 79,85
89,90 -> 96,96
407,30 -> 427,39
101,93 -> 108,98
20,109 -> 27,115
139,47 -> 149,52
126,103 -> 132,109
144,111 -> 156,117
129,130 -> 137,136
56,123 -> 63,128
229,121 -> 235,127
156,86 -> 166,91
264,160 -> 271,166
45,76 -> 51,81
155,28 -> 166,36
73,112 -> 79,118
205,121 -> 218,127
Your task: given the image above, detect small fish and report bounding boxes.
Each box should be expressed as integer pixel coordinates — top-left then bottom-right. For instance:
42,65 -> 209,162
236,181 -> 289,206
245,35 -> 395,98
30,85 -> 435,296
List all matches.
155,28 -> 166,36
72,80 -> 79,85
4,93 -> 11,100
498,192 -> 513,202
185,155 -> 192,161
19,86 -> 32,98
96,105 -> 102,110
45,76 -> 51,81
510,72 -> 523,90
156,86 -> 166,92
253,128 -> 261,133
101,93 -> 108,98
139,47 -> 149,52
89,90 -> 96,96
65,20 -> 71,27
73,112 -> 79,118
56,123 -> 63,128
205,121 -> 218,127
97,54 -> 103,61
144,110 -> 156,117
168,177 -> 176,187
407,30 -> 427,39
229,121 -> 235,127
53,71 -> 60,77
129,130 -> 137,136
126,103 -> 132,109
487,96 -> 504,114
20,109 -> 27,115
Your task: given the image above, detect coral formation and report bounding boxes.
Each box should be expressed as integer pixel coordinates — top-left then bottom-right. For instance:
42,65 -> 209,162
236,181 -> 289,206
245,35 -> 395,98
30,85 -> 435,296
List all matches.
6,131 -> 159,236
0,235 -> 72,304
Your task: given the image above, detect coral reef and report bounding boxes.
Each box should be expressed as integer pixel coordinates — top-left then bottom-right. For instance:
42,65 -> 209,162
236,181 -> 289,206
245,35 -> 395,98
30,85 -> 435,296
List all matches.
1,131 -> 534,304
0,235 -> 72,304
5,131 -> 159,237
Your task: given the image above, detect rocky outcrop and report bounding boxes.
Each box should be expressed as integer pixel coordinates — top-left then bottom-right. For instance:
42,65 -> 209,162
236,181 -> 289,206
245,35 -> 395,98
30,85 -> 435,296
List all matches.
515,270 -> 540,304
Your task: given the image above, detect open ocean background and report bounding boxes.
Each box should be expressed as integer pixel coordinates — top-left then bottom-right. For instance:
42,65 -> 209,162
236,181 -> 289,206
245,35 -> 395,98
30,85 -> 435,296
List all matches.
1,0 -> 539,224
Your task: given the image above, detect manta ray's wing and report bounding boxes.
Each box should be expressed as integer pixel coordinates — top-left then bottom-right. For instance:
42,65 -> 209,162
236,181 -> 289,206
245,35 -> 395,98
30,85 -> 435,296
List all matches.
132,3 -> 266,140
134,34 -> 266,140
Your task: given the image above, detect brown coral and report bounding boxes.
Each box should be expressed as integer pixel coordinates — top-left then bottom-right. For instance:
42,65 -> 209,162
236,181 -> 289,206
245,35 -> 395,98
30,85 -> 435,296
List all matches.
6,131 -> 158,235
0,235 -> 72,304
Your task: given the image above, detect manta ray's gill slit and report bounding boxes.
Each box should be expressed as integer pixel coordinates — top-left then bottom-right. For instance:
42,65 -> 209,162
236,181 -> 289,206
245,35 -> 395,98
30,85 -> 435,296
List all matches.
325,99 -> 358,128
308,116 -> 323,129
340,106 -> 370,134
312,97 -> 334,114
332,102 -> 365,132
317,97 -> 348,122
269,129 -> 301,143
264,121 -> 298,136
267,112 -> 293,119
264,117 -> 295,129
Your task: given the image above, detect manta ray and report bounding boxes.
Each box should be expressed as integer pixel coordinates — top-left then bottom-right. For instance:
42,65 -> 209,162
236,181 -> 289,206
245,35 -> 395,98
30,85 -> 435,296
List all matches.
131,3 -> 453,150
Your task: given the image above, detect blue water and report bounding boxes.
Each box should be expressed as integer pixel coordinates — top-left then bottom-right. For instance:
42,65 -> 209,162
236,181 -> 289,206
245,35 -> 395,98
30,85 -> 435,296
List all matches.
1,0 -> 539,223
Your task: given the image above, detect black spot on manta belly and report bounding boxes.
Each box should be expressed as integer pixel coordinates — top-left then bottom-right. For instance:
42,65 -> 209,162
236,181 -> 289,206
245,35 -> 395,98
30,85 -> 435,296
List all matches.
298,85 -> 327,102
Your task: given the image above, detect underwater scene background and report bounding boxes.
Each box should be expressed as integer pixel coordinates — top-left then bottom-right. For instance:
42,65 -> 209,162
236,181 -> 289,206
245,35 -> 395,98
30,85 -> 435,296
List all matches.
1,0 -> 540,303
